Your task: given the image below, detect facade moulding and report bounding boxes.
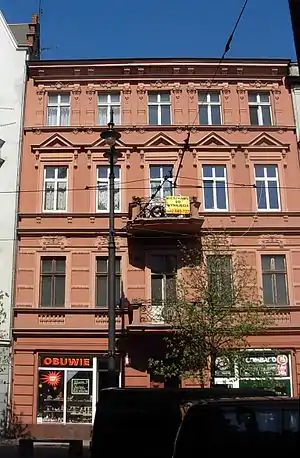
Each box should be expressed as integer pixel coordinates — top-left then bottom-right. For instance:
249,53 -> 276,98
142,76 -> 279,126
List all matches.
24,125 -> 296,135
27,60 -> 289,81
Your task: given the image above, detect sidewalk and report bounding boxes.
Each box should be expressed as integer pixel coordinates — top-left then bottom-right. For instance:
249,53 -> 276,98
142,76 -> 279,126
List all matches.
0,442 -> 90,458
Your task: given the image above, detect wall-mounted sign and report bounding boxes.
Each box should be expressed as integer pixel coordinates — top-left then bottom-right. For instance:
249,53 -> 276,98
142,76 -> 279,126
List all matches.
165,196 -> 190,214
71,379 -> 90,395
215,352 -> 290,379
240,352 -> 290,378
39,355 -> 92,369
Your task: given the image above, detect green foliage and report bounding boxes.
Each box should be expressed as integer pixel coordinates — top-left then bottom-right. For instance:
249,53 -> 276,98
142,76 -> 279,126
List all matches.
149,231 -> 276,385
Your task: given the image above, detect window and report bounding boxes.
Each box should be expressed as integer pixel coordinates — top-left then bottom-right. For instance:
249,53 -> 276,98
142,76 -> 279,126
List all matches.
40,258 -> 66,307
248,92 -> 272,126
151,255 -> 177,303
254,165 -> 280,211
149,165 -> 173,199
43,166 -> 68,212
37,355 -> 94,424
148,92 -> 171,125
207,255 -> 232,305
150,255 -> 177,323
198,92 -> 222,125
98,93 -> 121,125
96,166 -> 120,212
202,165 -> 228,211
96,257 -> 121,307
47,93 -> 70,126
261,255 -> 289,305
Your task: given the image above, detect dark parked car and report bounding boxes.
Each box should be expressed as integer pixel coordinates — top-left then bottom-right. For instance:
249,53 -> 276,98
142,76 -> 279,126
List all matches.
173,397 -> 300,457
90,387 -> 277,458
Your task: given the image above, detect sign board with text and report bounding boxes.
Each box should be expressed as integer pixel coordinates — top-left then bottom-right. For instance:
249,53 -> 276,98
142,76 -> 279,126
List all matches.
39,354 -> 93,369
165,196 -> 190,214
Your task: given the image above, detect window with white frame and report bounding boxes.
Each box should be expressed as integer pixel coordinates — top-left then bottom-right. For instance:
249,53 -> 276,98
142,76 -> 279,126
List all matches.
148,92 -> 171,125
96,165 -> 121,212
198,91 -> 222,125
150,254 -> 177,323
254,165 -> 280,211
248,92 -> 272,126
202,165 -> 228,211
149,165 -> 173,199
98,93 -> 121,125
43,166 -> 68,212
47,94 -> 70,126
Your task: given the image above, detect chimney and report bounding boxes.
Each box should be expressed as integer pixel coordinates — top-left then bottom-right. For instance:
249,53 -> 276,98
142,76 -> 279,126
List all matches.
26,13 -> 40,60
289,0 -> 300,69
31,14 -> 39,24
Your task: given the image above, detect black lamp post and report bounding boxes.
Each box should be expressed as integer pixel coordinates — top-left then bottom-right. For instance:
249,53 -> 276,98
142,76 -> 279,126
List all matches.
100,109 -> 121,386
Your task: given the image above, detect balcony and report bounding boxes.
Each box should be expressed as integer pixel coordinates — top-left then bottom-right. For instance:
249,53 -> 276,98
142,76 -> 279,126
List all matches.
127,303 -> 300,334
127,196 -> 204,237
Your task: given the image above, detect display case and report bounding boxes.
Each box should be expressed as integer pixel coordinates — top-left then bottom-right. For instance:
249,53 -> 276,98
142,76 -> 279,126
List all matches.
37,365 -> 94,424
37,370 -> 64,423
66,371 -> 93,423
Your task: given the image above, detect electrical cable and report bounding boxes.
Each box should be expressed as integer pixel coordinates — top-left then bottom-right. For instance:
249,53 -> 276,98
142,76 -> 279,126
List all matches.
172,0 -> 250,189
134,0 -> 250,214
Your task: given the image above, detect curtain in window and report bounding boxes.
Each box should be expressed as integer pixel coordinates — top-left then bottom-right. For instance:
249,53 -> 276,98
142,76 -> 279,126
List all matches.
114,185 -> 120,211
47,107 -> 58,126
98,107 -> 107,125
44,183 -> 55,210
97,185 -> 108,211
60,107 -> 70,126
57,182 -> 67,211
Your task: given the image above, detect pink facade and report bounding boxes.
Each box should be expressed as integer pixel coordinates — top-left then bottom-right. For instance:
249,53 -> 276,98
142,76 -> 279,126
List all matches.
12,58 -> 300,439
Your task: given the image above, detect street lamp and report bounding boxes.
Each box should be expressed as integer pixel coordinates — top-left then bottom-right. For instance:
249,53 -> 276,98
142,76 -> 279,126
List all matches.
100,109 -> 121,387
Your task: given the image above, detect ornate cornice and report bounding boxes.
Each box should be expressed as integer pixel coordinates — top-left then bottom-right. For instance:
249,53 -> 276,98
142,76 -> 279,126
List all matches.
28,59 -> 289,82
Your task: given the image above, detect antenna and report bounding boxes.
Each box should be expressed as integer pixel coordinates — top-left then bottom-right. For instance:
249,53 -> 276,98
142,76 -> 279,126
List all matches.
38,0 -> 43,17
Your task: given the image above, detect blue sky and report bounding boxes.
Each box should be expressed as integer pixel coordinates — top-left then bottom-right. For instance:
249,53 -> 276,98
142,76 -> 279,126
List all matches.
0,0 -> 296,60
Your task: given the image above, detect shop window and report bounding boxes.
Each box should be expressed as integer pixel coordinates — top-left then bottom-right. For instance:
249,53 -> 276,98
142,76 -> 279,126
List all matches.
37,355 -> 94,424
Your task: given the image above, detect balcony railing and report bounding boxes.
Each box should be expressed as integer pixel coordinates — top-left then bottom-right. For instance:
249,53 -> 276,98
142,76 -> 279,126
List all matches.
135,303 -> 297,328
127,196 -> 203,236
129,195 -> 201,220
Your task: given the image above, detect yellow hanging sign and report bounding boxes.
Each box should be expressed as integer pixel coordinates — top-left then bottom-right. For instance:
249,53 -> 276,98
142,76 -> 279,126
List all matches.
165,196 -> 190,214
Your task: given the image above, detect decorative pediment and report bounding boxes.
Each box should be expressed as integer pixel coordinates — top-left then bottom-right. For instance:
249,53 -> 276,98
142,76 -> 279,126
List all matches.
87,136 -> 128,150
245,133 -> 289,150
195,133 -> 232,148
31,134 -> 79,152
141,133 -> 179,148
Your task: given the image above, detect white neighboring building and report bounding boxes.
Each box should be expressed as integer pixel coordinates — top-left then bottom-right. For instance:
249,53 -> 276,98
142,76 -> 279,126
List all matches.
289,64 -> 300,140
0,11 -> 39,423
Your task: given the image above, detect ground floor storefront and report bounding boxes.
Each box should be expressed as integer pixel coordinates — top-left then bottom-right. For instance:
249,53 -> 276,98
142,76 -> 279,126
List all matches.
214,350 -> 294,395
11,333 -> 300,440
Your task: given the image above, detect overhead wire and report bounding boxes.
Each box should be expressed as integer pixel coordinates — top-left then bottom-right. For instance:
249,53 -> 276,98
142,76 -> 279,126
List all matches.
125,0 -> 251,226
173,0 -> 250,187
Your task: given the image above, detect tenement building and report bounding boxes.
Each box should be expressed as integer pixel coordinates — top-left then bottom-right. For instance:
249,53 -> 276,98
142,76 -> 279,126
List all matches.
12,57 -> 300,439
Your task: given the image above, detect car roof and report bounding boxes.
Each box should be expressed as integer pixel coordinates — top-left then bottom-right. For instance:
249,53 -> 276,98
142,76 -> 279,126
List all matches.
187,396 -> 299,408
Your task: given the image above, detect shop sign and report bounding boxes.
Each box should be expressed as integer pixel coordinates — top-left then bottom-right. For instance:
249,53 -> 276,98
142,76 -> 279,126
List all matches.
241,352 -> 290,378
39,354 -> 93,369
165,196 -> 190,214
215,356 -> 235,378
